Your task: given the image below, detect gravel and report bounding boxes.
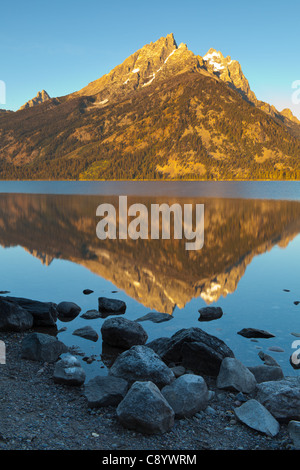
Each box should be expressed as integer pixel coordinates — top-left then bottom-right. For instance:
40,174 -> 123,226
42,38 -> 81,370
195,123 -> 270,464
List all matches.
0,331 -> 295,451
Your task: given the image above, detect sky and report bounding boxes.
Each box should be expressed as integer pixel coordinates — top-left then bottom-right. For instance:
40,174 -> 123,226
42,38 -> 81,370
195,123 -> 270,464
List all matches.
0,0 -> 300,117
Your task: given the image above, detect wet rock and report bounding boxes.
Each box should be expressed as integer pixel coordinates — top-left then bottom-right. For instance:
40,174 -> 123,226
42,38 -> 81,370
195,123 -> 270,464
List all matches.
84,376 -> 128,407
0,298 -> 33,331
217,357 -> 257,393
101,317 -> 148,349
109,345 -> 175,388
83,289 -> 94,295
161,374 -> 209,418
288,421 -> 300,449
53,354 -> 86,386
147,327 -> 234,377
98,297 -> 126,315
248,365 -> 284,383
21,332 -> 68,362
135,312 -> 173,323
3,296 -> 58,327
81,310 -> 102,320
198,306 -> 223,322
268,346 -> 284,352
117,381 -> 175,434
234,399 -> 280,437
237,328 -> 275,339
57,302 -> 81,320
258,350 -> 280,367
256,377 -> 300,421
72,326 -> 98,342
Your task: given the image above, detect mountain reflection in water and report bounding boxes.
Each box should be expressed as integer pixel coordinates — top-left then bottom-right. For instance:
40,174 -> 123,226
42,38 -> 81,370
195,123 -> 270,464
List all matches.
0,193 -> 300,314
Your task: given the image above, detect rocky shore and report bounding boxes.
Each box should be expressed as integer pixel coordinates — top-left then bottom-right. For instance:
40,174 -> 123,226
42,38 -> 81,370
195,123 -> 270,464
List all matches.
0,295 -> 299,451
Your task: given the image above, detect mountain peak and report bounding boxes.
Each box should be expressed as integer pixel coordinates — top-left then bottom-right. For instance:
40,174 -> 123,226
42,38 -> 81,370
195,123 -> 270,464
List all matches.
19,90 -> 50,110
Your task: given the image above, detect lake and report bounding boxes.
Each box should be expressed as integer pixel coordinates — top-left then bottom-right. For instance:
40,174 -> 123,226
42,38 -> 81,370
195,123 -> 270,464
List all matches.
0,181 -> 300,379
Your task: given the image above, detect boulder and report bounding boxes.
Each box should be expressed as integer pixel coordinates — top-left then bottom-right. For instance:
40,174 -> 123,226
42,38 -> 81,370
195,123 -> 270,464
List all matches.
98,297 -> 126,315
135,312 -> 173,323
238,328 -> 275,339
101,317 -> 148,349
53,354 -> 86,386
109,345 -> 175,388
234,399 -> 280,437
161,374 -> 209,418
0,297 -> 33,331
198,306 -> 223,322
117,381 -> 175,434
217,357 -> 257,393
3,296 -> 58,326
288,421 -> 300,450
147,327 -> 234,377
72,326 -> 98,342
84,375 -> 128,407
256,377 -> 300,421
57,302 -> 81,320
248,365 -> 284,383
81,310 -> 102,320
21,332 -> 68,362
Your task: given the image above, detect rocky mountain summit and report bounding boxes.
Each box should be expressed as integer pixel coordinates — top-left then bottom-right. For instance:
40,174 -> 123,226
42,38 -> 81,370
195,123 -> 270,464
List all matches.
19,89 -> 50,110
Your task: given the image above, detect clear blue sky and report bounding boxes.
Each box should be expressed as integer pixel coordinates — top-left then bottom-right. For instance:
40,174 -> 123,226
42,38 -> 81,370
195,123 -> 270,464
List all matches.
1,0 -> 300,117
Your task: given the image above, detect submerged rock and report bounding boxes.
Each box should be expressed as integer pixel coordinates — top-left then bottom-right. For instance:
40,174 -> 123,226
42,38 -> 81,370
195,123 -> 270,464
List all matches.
238,328 -> 275,339
57,302 -> 81,320
117,381 -> 175,434
198,306 -> 223,322
72,326 -> 98,342
98,297 -> 126,315
135,312 -> 173,323
101,317 -> 148,349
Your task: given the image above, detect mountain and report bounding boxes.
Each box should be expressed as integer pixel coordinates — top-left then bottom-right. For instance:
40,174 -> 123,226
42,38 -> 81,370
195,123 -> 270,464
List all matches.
0,34 -> 300,180
19,90 -> 50,110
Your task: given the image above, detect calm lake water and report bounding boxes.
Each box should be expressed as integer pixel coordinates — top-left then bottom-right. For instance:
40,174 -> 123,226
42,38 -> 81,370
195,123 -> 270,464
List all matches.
0,181 -> 300,379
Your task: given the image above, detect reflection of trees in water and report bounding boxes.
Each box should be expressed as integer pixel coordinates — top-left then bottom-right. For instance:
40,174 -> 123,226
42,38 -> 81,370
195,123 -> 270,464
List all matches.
0,194 -> 300,313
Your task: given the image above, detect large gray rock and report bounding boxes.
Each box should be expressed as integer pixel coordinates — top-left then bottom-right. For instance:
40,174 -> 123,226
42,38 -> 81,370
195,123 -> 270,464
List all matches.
84,375 -> 128,407
98,297 -> 126,315
53,354 -> 86,386
256,377 -> 300,421
0,298 -> 33,331
117,381 -> 175,434
109,345 -> 175,388
248,365 -> 284,383
57,301 -> 81,320
101,317 -> 148,349
147,327 -> 234,377
72,325 -> 98,342
21,332 -> 68,362
217,357 -> 257,393
234,399 -> 280,437
288,421 -> 300,449
4,296 -> 58,326
161,374 -> 209,418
